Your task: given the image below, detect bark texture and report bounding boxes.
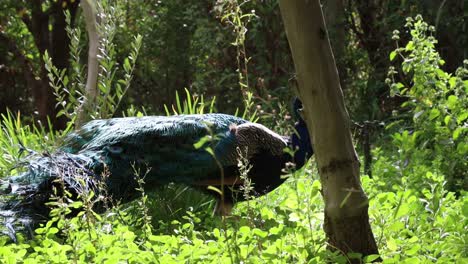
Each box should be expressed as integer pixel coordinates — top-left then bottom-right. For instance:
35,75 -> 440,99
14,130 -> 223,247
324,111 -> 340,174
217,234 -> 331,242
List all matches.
279,0 -> 379,260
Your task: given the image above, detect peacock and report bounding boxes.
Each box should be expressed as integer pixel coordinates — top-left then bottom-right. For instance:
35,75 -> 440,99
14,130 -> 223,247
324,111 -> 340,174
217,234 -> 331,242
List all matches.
0,99 -> 312,240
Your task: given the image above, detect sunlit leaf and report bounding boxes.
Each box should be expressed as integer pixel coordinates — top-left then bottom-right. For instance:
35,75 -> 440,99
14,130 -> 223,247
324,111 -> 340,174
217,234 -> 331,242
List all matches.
387,238 -> 398,251
429,108 -> 440,120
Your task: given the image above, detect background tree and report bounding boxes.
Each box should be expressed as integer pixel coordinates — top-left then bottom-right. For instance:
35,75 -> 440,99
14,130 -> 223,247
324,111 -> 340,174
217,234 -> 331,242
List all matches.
0,0 -> 80,128
279,0 -> 379,260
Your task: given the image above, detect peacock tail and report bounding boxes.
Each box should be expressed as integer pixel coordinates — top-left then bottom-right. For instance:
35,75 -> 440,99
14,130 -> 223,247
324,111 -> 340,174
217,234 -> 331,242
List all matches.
1,109 -> 312,240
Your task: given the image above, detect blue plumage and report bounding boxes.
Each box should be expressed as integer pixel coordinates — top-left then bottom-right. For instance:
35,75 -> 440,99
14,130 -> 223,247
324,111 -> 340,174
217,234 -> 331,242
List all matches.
1,103 -> 313,238
291,98 -> 313,168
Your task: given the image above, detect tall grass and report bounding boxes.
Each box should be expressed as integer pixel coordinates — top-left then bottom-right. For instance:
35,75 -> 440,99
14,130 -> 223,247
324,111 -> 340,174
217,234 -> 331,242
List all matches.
164,88 -> 216,115
0,111 -> 72,177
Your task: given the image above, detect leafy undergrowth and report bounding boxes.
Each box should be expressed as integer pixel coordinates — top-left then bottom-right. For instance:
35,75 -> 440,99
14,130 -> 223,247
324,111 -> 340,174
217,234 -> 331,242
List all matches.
0,161 -> 466,263
0,11 -> 466,263
0,16 -> 466,262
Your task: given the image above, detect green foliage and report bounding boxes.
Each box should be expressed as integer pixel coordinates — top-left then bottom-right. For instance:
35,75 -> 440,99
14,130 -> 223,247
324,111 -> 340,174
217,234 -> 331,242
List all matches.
44,11 -> 85,123
1,155 -> 466,263
386,15 -> 467,190
44,1 -> 143,124
0,103 -> 466,263
364,174 -> 467,263
218,0 -> 258,122
1,6 -> 467,263
94,1 -> 143,119
0,111 -> 71,176
164,88 -> 216,115
117,0 -> 234,112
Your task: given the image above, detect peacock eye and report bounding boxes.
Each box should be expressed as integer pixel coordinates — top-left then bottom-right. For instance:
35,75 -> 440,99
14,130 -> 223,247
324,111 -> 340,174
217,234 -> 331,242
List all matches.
107,145 -> 123,154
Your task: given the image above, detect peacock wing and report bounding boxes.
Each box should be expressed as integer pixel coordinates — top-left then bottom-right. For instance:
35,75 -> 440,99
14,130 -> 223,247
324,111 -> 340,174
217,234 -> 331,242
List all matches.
68,114 -> 248,198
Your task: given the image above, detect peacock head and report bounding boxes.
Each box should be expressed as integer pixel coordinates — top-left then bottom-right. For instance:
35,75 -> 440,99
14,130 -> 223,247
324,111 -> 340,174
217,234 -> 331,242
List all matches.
291,98 -> 313,168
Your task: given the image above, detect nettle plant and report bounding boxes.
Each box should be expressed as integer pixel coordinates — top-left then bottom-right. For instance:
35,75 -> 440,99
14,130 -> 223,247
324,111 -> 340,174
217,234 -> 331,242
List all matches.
217,0 -> 259,122
386,15 -> 468,190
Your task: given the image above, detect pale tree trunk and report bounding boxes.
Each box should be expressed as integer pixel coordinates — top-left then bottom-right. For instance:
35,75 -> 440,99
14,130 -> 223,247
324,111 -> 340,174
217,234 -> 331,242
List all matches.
279,0 -> 379,261
76,0 -> 100,127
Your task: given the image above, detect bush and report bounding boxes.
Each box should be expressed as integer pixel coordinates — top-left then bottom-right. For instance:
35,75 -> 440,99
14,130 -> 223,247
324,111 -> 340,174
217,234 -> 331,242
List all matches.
385,15 -> 467,191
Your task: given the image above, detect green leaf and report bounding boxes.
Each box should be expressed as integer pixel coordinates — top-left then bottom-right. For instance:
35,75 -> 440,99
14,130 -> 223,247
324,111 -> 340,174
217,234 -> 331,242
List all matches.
447,95 -> 458,110
406,244 -> 421,255
453,127 -> 462,140
348,253 -> 362,260
387,238 -> 398,251
288,212 -> 300,222
457,112 -> 468,124
395,82 -> 405,90
175,90 -> 182,113
364,254 -> 381,263
429,108 -> 440,120
436,69 -> 447,79
462,200 -> 468,217
70,201 -> 83,209
457,141 -> 467,155
268,225 -> 283,235
253,228 -> 268,238
395,203 -> 410,218
239,226 -> 250,234
207,185 -> 222,195
390,51 -> 397,61
193,135 -> 212,149
402,62 -> 411,73
213,228 -> 221,238
47,227 -> 59,235
205,147 -> 214,156
185,88 -> 193,114
35,227 -> 46,235
388,221 -> 405,232
449,77 -> 457,88
444,115 -> 451,125
405,41 -> 414,51
413,110 -> 424,120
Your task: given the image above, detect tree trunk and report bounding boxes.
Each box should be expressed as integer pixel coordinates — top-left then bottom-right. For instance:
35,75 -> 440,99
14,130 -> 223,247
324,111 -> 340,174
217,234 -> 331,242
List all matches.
28,0 -> 56,128
15,0 -> 79,129
76,0 -> 100,127
279,0 -> 379,261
